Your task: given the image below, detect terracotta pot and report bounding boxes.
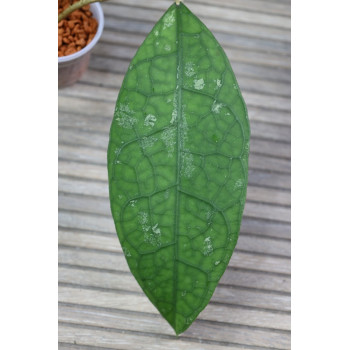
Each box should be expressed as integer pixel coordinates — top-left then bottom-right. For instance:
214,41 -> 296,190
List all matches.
58,3 -> 104,88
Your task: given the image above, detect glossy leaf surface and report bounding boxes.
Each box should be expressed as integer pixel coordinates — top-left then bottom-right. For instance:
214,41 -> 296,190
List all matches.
107,2 -> 250,335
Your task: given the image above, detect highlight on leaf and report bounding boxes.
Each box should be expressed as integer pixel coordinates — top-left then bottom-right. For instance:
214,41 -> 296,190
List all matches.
107,2 -> 250,335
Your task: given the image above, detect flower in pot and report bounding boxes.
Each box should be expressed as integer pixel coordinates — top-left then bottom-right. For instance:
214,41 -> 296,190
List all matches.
58,0 -> 106,88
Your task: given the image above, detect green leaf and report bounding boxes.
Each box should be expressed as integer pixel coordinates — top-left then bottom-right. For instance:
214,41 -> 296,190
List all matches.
107,2 -> 250,335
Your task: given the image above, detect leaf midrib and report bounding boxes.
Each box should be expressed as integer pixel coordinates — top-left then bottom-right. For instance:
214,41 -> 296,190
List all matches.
173,3 -> 183,333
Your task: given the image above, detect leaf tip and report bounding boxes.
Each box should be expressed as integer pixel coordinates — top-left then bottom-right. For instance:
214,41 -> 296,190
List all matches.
173,325 -> 185,336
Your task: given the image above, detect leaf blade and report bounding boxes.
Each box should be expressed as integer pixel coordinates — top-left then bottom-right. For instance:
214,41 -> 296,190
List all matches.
108,3 -> 250,335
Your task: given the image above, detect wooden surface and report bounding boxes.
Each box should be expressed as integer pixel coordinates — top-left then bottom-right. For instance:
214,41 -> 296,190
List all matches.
58,0 -> 291,348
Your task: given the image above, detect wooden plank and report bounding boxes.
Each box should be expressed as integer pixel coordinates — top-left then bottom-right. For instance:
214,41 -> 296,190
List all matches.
59,287 -> 290,334
59,286 -> 290,330
189,16 -> 290,42
58,175 -> 290,207
58,212 -> 290,257
188,0 -> 291,16
247,106 -> 290,126
58,159 -> 291,192
240,217 -> 290,239
58,97 -> 115,119
59,83 -> 117,105
58,98 -> 291,145
236,235 -> 290,257
59,127 -> 291,159
58,112 -> 291,157
59,305 -> 291,349
81,70 -> 125,89
232,251 -> 290,274
58,232 -> 290,293
251,121 -> 290,143
58,266 -> 290,311
58,161 -> 107,182
249,185 -> 290,206
248,168 -> 290,190
249,154 -> 290,174
58,241 -> 290,275
101,28 -> 290,56
58,145 -> 105,166
61,212 -> 272,258
104,1 -> 291,29
58,231 -> 290,292
80,69 -> 291,99
59,229 -> 115,252
58,188 -> 290,223
221,267 -> 290,293
59,210 -> 114,233
213,33 -> 291,57
94,40 -> 290,69
57,344 -> 74,350
57,194 -> 291,239
246,202 -> 289,223
58,112 -> 291,147
245,91 -> 290,111
97,34 -> 290,69
89,55 -> 291,83
57,157 -> 291,194
240,78 -> 290,99
58,177 -> 109,197
58,142 -> 290,174
251,138 -> 290,158
59,323 -> 287,350
59,324 -> 237,350
103,12 -> 290,43
58,128 -> 109,151
58,95 -> 290,128
59,82 -> 291,112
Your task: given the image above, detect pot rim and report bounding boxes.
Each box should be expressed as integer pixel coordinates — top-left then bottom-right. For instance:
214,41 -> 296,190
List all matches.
58,3 -> 104,64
